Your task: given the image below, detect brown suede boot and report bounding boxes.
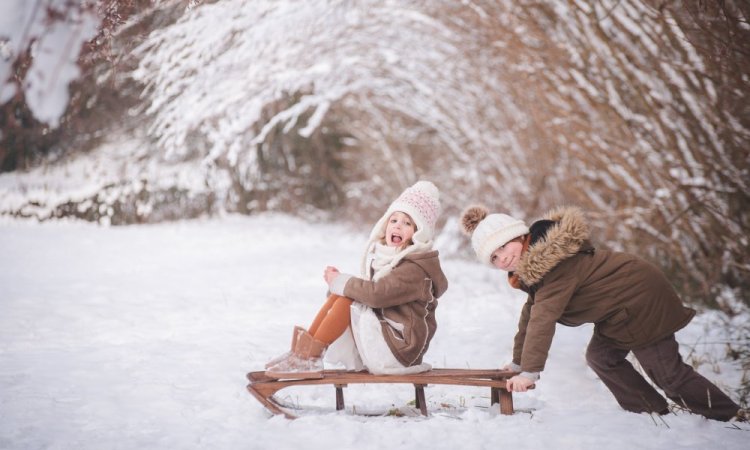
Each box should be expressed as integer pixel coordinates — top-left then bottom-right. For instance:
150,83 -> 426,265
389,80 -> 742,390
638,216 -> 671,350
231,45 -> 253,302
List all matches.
264,326 -> 304,369
265,328 -> 327,379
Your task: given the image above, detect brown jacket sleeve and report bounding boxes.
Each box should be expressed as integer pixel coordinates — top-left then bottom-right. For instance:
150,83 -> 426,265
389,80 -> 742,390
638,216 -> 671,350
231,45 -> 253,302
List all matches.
512,296 -> 532,365
520,262 -> 580,372
343,262 -> 432,309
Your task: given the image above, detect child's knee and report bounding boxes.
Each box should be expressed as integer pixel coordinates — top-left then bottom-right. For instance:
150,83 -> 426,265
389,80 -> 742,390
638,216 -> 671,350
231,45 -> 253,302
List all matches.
585,344 -> 606,369
586,338 -> 628,370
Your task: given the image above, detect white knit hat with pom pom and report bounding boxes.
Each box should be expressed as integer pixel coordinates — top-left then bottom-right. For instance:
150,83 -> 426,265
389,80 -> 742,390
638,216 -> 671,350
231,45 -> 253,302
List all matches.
460,205 -> 529,266
361,181 -> 441,278
368,180 -> 441,246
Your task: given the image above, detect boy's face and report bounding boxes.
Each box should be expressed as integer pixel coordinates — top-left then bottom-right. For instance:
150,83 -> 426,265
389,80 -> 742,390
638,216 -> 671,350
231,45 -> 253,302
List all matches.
385,211 -> 416,247
490,240 -> 523,271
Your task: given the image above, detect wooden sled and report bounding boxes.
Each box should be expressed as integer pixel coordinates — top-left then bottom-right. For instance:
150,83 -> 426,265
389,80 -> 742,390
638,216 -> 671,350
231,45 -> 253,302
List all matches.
246,369 -> 528,419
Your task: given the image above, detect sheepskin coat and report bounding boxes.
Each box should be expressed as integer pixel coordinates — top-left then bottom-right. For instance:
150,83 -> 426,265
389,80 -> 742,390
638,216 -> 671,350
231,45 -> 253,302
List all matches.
333,250 -> 448,367
511,207 -> 695,373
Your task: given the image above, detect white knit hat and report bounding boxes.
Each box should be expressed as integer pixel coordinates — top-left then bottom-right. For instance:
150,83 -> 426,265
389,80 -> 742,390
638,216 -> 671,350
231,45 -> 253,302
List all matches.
361,181 -> 441,278
368,180 -> 441,245
460,205 -> 529,267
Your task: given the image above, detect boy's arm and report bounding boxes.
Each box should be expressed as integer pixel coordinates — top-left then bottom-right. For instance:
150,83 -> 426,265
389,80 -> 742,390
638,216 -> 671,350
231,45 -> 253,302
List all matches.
512,297 -> 533,365
519,268 -> 580,373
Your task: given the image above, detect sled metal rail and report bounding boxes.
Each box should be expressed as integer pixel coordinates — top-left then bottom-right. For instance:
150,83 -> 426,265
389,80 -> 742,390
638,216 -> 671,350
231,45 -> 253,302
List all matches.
246,368 -> 528,419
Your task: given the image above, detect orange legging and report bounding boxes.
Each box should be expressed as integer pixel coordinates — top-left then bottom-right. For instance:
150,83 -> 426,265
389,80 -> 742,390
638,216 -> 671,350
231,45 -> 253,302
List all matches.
308,294 -> 353,345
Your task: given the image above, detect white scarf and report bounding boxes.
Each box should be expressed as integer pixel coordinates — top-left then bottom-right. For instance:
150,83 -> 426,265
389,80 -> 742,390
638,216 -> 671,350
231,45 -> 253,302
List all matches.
365,241 -> 432,281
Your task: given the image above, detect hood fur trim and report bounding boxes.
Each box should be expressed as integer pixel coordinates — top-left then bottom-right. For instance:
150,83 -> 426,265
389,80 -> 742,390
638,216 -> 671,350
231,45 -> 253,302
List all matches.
515,206 -> 589,286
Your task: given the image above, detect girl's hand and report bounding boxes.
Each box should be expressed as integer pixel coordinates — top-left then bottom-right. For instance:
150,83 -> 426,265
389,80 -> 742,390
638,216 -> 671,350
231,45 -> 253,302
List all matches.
324,266 -> 340,285
506,375 -> 535,392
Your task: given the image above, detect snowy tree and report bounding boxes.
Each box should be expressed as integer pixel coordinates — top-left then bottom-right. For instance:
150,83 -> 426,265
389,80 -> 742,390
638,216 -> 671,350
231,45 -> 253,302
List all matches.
129,0 -> 539,218
0,0 -> 168,171
0,0 -> 99,127
0,0 -> 747,307
504,0 -> 750,308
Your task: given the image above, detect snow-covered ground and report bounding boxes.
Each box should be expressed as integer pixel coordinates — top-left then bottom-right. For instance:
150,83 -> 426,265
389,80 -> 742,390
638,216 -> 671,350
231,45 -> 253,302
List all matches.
0,215 -> 746,449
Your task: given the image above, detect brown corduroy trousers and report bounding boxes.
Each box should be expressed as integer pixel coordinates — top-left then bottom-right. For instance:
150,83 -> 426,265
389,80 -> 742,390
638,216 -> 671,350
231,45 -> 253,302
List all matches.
585,333 -> 740,421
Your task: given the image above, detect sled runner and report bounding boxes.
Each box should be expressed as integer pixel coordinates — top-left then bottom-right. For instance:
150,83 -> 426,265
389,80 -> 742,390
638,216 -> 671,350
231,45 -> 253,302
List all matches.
246,369 -> 529,419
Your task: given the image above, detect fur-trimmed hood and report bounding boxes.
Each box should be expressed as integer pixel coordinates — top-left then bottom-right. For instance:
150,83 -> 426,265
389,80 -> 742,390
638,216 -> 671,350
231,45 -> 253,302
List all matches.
515,206 -> 590,286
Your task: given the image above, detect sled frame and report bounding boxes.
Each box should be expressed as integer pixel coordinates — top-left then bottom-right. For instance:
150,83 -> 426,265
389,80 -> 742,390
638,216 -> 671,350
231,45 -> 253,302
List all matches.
246,368 -> 526,419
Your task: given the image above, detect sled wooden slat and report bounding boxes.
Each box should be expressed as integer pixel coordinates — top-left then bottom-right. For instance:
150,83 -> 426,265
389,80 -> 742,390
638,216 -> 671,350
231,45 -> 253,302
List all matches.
246,369 -> 529,419
414,384 -> 427,416
335,384 -> 346,411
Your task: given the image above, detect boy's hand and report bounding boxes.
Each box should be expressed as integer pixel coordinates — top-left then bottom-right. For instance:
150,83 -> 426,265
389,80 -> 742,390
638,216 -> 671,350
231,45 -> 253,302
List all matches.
506,375 -> 535,392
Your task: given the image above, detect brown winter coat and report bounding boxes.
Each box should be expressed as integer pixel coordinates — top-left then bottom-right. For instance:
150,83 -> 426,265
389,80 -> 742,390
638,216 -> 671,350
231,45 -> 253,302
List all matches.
511,207 -> 695,373
341,250 -> 448,367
